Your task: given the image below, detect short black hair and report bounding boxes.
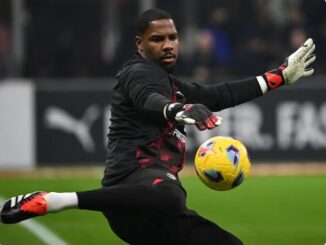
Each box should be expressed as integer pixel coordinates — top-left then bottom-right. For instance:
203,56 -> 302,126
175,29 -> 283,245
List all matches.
135,8 -> 173,35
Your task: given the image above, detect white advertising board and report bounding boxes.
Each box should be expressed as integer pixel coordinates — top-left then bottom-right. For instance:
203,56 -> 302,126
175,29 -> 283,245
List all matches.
0,81 -> 35,170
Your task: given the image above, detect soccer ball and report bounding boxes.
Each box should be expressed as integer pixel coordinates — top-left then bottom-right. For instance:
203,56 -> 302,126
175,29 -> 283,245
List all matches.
194,136 -> 251,191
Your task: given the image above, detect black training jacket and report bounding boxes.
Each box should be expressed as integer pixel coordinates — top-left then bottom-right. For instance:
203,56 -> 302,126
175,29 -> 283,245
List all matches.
102,52 -> 262,186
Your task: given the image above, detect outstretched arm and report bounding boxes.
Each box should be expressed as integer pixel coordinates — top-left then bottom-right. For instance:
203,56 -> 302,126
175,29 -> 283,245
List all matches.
168,38 -> 316,130
130,39 -> 316,131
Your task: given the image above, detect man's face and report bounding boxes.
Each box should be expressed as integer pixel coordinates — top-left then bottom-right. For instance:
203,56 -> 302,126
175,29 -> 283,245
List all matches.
136,19 -> 179,73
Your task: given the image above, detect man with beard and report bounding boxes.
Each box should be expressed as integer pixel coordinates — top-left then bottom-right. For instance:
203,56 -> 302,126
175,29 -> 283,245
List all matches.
0,8 -> 316,245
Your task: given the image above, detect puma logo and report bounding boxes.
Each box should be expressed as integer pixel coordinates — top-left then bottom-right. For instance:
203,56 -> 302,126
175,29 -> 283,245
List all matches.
44,105 -> 101,153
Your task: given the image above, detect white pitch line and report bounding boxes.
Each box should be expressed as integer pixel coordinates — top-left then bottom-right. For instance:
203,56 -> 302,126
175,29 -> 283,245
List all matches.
0,196 -> 69,245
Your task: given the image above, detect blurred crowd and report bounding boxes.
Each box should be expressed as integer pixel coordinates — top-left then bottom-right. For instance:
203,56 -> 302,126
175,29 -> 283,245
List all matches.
0,0 -> 325,81
181,0 -> 326,81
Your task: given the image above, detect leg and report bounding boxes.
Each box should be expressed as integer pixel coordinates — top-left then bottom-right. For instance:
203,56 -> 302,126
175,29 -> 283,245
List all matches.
98,168 -> 188,244
181,211 -> 244,245
0,168 -> 186,224
99,170 -> 243,245
104,208 -> 244,245
77,167 -> 186,215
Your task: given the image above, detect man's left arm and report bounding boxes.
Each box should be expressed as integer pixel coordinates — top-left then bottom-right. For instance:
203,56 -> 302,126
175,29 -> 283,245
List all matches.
154,38 -> 315,131
179,38 -> 316,112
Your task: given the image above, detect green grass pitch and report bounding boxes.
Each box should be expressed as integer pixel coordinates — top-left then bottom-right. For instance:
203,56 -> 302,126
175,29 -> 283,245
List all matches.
0,175 -> 325,245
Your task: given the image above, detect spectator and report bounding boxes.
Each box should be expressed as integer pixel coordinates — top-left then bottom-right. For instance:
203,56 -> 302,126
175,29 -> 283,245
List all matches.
0,0 -> 323,79
0,23 -> 15,79
206,7 -> 233,74
189,29 -> 217,81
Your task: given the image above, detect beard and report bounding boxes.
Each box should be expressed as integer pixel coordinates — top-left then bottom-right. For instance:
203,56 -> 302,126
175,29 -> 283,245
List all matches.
159,60 -> 176,73
157,53 -> 177,73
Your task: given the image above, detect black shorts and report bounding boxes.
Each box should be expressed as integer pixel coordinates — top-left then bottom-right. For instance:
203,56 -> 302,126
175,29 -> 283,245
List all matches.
103,167 -> 243,245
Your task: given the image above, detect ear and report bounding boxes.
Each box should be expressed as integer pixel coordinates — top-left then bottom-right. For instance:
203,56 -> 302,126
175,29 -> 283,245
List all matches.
135,36 -> 142,51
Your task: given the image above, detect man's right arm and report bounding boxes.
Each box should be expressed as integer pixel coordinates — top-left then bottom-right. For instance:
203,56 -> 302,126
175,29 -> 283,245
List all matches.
124,66 -> 223,130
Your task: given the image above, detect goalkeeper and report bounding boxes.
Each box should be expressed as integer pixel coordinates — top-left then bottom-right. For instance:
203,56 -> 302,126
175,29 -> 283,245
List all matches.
0,8 -> 316,245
